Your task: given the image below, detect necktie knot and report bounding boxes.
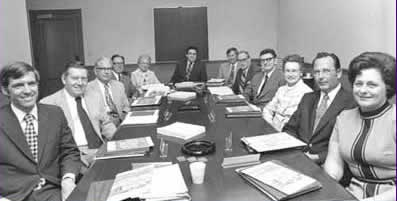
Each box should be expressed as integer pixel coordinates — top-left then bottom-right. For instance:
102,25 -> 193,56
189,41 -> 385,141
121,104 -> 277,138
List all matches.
75,96 -> 82,103
23,113 -> 35,123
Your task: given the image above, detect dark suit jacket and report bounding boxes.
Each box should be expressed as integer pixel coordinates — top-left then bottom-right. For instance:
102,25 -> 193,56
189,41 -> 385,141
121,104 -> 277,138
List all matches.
231,65 -> 257,95
112,72 -> 136,99
245,69 -> 286,107
0,104 -> 81,201
282,87 -> 356,164
170,60 -> 208,83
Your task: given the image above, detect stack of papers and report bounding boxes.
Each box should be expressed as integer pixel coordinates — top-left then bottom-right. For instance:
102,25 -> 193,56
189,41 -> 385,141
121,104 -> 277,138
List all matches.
207,86 -> 234,96
241,132 -> 306,153
206,78 -> 225,87
216,94 -> 247,104
107,164 -> 190,201
167,91 -> 197,101
222,154 -> 261,168
236,160 -> 321,201
174,81 -> 197,89
131,96 -> 162,107
142,84 -> 170,97
121,110 -> 159,125
95,137 -> 154,160
157,122 -> 205,143
225,104 -> 262,118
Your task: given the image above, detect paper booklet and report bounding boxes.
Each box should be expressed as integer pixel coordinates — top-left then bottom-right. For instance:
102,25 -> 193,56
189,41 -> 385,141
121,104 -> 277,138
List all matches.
216,94 -> 247,104
157,122 -> 205,144
167,91 -> 197,102
241,132 -> 306,153
94,137 -> 154,160
121,109 -> 159,125
206,78 -> 225,87
131,96 -> 162,107
207,86 -> 234,96
225,103 -> 262,118
107,164 -> 190,201
236,160 -> 321,201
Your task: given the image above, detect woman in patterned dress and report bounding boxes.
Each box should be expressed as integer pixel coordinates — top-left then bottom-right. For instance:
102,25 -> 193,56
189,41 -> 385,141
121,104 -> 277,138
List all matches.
324,52 -> 396,201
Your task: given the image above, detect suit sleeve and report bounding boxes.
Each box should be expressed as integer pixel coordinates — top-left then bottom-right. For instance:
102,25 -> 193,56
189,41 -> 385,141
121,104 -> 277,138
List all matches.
170,63 -> 180,83
200,62 -> 208,82
282,94 -> 307,138
58,108 -> 82,176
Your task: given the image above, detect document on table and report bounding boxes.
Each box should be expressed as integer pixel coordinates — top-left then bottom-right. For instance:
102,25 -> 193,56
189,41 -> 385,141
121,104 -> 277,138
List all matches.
241,132 -> 306,153
207,86 -> 234,96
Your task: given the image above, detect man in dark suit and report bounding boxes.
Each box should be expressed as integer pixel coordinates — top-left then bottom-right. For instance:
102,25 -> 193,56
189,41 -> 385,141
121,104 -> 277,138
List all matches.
0,62 -> 81,201
283,52 -> 356,165
245,49 -> 286,107
170,46 -> 208,83
232,50 -> 257,95
111,54 -> 136,100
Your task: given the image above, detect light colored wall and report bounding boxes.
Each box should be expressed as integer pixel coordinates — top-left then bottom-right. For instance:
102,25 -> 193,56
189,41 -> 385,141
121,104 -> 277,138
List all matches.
278,0 -> 396,68
0,0 -> 32,67
27,0 -> 279,65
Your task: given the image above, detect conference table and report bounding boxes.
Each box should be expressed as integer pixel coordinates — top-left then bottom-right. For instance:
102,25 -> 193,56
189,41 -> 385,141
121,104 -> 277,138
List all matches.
67,92 -> 356,201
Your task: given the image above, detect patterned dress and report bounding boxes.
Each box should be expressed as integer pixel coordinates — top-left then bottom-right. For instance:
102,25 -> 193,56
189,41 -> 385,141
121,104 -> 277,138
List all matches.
330,102 -> 396,199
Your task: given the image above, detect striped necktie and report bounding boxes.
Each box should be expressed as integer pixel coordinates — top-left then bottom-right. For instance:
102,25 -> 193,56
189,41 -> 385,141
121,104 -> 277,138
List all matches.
228,64 -> 235,85
104,83 -> 119,115
185,62 -> 193,80
257,73 -> 268,97
313,93 -> 329,131
238,69 -> 246,94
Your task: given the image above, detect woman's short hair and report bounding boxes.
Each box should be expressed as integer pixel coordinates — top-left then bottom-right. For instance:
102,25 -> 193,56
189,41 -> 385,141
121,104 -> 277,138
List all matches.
282,54 -> 304,71
0,62 -> 40,88
348,52 -> 396,99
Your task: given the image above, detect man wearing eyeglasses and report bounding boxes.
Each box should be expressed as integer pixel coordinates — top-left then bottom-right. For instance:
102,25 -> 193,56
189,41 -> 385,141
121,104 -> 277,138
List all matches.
170,46 -> 208,83
283,52 -> 356,165
245,49 -> 285,107
86,57 -> 130,126
231,50 -> 256,95
111,54 -> 135,100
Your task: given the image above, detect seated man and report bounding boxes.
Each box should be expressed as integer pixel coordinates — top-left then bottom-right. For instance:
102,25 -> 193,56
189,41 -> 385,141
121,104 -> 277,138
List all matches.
245,49 -> 285,107
0,62 -> 81,201
86,57 -> 130,126
262,54 -> 312,131
232,50 -> 256,95
170,46 -> 208,83
283,52 -> 356,165
130,54 -> 161,97
217,47 -> 239,86
111,54 -> 136,100
40,62 -> 117,156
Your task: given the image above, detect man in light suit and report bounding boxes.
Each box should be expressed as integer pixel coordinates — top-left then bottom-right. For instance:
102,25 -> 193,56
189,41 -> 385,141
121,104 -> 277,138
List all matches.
111,54 -> 136,100
86,57 -> 130,126
40,62 -> 116,152
217,47 -> 239,86
283,52 -> 356,165
245,49 -> 286,107
0,62 -> 81,201
231,50 -> 257,95
170,46 -> 208,83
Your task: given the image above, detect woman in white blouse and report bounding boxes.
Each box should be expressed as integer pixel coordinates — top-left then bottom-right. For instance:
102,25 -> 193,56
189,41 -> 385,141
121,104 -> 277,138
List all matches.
262,54 -> 312,131
130,55 -> 160,97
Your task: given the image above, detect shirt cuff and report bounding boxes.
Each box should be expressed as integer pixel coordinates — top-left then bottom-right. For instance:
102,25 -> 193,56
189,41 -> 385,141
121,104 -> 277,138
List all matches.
62,173 -> 76,182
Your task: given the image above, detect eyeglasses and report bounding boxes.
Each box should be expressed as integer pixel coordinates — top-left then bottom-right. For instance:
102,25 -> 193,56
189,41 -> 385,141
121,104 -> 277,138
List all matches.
260,57 -> 274,63
113,62 -> 124,65
237,58 -> 249,62
96,67 -> 113,71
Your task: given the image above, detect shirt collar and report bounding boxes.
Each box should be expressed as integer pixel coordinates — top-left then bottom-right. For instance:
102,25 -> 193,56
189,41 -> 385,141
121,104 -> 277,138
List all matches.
321,83 -> 341,101
11,103 -> 38,123
264,67 -> 275,77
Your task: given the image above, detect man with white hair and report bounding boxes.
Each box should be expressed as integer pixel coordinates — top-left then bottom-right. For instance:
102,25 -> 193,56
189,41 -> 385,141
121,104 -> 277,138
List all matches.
86,57 -> 130,126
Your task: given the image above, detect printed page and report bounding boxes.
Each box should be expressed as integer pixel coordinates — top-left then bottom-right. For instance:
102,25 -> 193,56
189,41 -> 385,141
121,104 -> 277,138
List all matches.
241,132 -> 306,152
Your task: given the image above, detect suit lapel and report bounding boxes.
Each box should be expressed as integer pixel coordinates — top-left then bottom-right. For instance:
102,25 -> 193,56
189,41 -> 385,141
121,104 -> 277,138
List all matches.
1,105 -> 36,162
37,105 -> 50,164
58,91 -> 73,132
313,88 -> 347,136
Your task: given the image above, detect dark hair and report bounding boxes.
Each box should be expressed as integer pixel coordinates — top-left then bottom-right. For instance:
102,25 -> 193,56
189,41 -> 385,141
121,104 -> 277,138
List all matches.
185,46 -> 198,54
312,52 -> 341,70
282,54 -> 304,71
0,62 -> 40,88
111,54 -> 125,63
226,47 -> 238,55
348,52 -> 396,99
259,48 -> 277,58
63,61 -> 87,77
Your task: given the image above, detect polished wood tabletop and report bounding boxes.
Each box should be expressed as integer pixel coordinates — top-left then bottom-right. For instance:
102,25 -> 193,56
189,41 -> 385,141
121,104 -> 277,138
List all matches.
67,93 -> 356,201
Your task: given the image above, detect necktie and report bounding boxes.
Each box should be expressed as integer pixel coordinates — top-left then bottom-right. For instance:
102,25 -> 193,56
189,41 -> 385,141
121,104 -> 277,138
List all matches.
238,69 -> 246,94
118,73 -> 122,81
185,62 -> 193,80
75,97 -> 102,148
104,83 -> 119,115
23,114 -> 38,162
313,93 -> 329,131
257,73 -> 268,97
228,64 -> 235,85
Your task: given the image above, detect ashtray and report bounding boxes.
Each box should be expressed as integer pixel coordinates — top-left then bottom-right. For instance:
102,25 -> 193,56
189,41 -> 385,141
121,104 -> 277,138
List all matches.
181,140 -> 216,156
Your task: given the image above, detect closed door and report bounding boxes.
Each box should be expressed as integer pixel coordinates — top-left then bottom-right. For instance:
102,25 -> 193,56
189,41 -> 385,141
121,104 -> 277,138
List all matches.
29,9 -> 84,98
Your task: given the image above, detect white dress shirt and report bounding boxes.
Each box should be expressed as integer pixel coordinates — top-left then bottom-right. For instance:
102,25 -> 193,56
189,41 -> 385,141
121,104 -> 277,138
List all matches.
96,79 -> 114,112
318,83 -> 341,109
63,89 -> 88,146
